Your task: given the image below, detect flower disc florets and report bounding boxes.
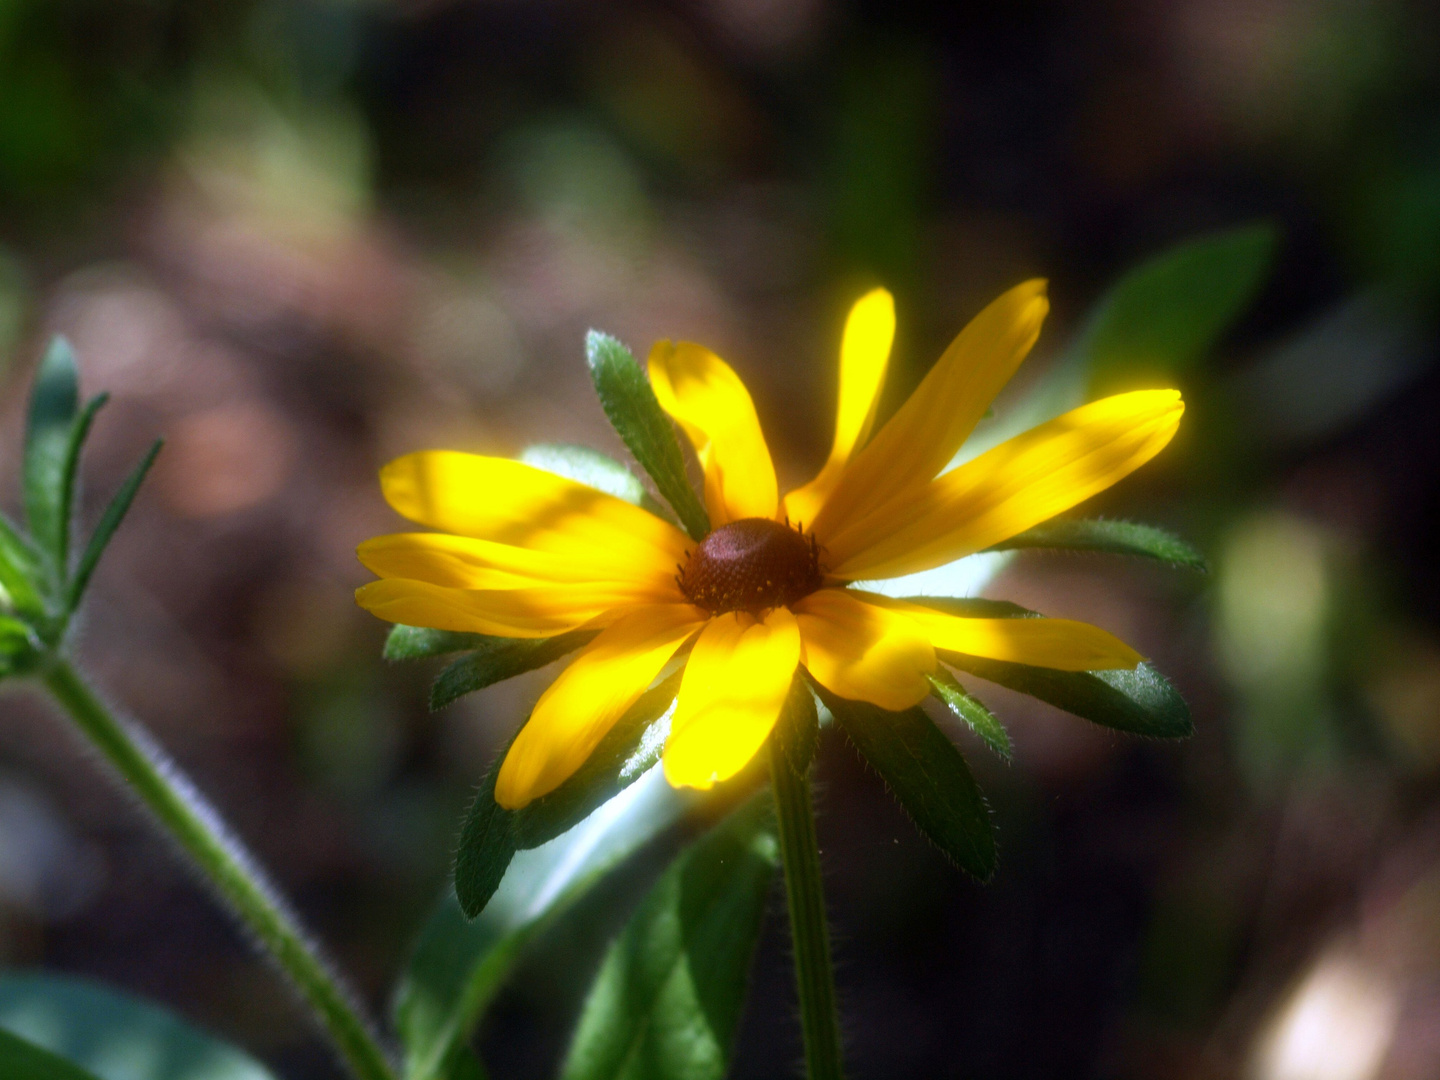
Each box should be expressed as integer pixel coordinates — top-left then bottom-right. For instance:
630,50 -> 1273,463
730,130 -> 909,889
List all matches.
679,518 -> 824,616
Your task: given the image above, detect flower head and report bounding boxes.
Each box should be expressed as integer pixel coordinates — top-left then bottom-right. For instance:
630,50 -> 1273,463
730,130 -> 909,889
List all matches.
357,281 -> 1183,809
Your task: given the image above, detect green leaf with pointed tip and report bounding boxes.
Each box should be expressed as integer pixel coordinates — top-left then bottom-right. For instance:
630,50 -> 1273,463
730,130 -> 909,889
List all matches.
24,338 -> 80,570
67,440 -> 162,613
0,1028 -> 102,1080
521,443 -> 677,523
586,332 -> 709,541
383,625 -> 491,661
1077,222 -> 1277,394
771,675 -> 819,777
431,630 -> 598,711
898,596 -> 1194,738
398,770 -> 694,1080
0,971 -> 278,1080
928,670 -> 1011,761
815,681 -> 995,881
560,793 -> 778,1080
985,518 -> 1206,571
57,393 -> 109,573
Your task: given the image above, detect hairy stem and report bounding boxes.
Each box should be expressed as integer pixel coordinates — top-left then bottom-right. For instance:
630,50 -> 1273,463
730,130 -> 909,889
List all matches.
769,735 -> 845,1080
41,658 -> 397,1080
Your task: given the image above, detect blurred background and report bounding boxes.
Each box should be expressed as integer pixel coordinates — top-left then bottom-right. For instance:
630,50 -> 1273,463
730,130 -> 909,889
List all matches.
1,1 -> 1439,1077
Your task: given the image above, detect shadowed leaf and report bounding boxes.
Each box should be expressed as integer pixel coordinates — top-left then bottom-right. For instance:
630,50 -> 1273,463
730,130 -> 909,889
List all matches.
383,625 -> 492,662
24,338 -> 80,571
985,518 -> 1206,571
928,670 -> 1012,761
67,440 -> 162,613
431,630 -> 598,711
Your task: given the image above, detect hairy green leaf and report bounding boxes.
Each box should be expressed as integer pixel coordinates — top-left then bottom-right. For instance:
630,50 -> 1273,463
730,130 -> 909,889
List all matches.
67,440 -> 162,613
1077,222 -> 1277,393
898,596 -> 1193,738
560,793 -> 778,1080
383,625 -> 492,662
586,332 -> 709,541
521,443 -> 676,523
0,972 -> 277,1080
985,518 -> 1206,571
771,675 -> 819,777
0,1028 -> 102,1080
816,682 -> 995,881
431,630 -> 598,711
927,670 -> 1012,761
24,338 -> 80,570
398,771 -> 693,1080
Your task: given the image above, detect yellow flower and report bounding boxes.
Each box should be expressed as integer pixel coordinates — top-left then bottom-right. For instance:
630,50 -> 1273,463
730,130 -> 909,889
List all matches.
356,281 -> 1183,809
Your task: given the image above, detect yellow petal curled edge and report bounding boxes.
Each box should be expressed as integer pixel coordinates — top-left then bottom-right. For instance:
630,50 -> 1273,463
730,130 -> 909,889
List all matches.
380,452 -> 689,575
354,578 -> 665,638
358,532 -> 681,593
827,389 -> 1184,580
859,593 -> 1142,671
793,588 -> 935,711
648,341 -> 778,525
662,608 -> 802,790
812,280 -> 1049,544
783,288 -> 895,527
496,603 -> 708,808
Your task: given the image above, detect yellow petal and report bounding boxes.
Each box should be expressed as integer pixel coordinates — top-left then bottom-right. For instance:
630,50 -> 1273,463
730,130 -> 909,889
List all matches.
783,288 -> 895,527
380,452 -> 689,575
358,532 -> 679,592
355,578 -> 668,637
496,604 -> 707,808
793,588 -> 934,711
812,280 -> 1049,544
662,608 -> 801,790
859,593 -> 1143,670
648,341 -> 778,525
826,390 -> 1184,580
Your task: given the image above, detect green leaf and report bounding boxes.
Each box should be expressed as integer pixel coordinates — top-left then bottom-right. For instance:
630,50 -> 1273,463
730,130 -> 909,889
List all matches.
521,443 -> 676,523
771,676 -> 819,777
984,518 -> 1207,571
383,625 -> 491,662
1077,222 -> 1277,393
927,670 -> 1012,761
897,596 -> 1194,739
56,393 -> 109,573
453,672 -> 682,917
560,793 -> 778,1080
24,338 -> 80,569
0,615 -> 41,677
66,440 -> 162,613
944,653 -> 1194,739
396,771 -> 693,1080
815,682 -> 996,881
0,512 -> 45,620
431,630 -> 598,711
0,971 -> 277,1080
586,332 -> 709,542
0,1028 -> 102,1080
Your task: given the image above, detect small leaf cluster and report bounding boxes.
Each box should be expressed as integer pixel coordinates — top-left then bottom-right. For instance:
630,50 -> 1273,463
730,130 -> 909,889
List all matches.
0,339 -> 160,679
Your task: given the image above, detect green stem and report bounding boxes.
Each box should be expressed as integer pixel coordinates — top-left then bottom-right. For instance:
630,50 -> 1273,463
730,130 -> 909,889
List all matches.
40,658 -> 397,1080
769,736 -> 845,1080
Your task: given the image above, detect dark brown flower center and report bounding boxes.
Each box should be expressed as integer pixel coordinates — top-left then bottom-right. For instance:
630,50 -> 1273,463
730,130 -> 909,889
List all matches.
678,518 -> 824,616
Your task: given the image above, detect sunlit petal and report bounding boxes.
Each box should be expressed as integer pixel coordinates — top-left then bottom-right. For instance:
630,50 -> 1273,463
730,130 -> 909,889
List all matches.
357,532 -> 680,591
355,578 -> 676,638
827,390 -> 1184,580
859,593 -> 1143,670
812,280 -> 1049,543
648,340 -> 778,525
793,588 -> 934,711
380,452 -> 689,575
784,288 -> 895,527
495,604 -> 708,808
662,608 -> 802,790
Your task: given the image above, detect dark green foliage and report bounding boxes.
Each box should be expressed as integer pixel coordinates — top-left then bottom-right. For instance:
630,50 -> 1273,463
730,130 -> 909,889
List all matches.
927,669 -> 1012,760
23,337 -> 79,569
559,794 -> 778,1080
66,439 -> 162,612
986,518 -> 1206,571
383,625 -> 491,661
431,630 -> 597,711
586,331 -> 709,541
0,1029 -> 102,1080
816,682 -> 996,881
